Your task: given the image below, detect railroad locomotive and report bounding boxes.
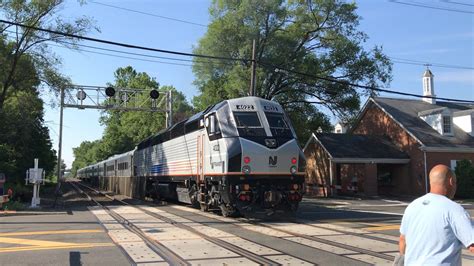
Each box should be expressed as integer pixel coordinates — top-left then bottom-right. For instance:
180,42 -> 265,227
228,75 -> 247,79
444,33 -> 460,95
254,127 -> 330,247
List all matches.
77,97 -> 305,216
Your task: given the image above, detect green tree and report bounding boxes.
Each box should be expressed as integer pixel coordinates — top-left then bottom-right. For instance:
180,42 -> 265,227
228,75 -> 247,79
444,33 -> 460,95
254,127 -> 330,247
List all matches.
192,0 -> 392,142
0,0 -> 97,109
0,89 -> 56,183
71,140 -> 105,176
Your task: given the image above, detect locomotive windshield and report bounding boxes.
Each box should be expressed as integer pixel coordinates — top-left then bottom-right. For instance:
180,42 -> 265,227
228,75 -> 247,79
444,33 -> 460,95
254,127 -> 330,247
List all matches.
265,112 -> 293,138
233,112 -> 266,136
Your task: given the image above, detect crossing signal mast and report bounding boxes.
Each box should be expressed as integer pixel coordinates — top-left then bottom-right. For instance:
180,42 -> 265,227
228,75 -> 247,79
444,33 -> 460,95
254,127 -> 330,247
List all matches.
56,85 -> 173,184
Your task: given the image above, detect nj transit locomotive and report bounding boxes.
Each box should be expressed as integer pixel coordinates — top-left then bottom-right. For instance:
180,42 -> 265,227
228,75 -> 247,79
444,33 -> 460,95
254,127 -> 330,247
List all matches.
77,96 -> 306,216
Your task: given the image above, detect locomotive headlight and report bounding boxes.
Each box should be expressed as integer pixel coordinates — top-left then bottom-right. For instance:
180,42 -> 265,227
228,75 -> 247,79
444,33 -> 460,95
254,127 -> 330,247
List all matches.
242,165 -> 251,175
290,166 -> 297,174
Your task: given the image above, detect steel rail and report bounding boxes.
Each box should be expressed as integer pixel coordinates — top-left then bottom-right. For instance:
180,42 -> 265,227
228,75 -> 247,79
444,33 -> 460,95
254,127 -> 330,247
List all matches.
75,182 -> 281,265
235,218 -> 395,261
70,182 -> 190,266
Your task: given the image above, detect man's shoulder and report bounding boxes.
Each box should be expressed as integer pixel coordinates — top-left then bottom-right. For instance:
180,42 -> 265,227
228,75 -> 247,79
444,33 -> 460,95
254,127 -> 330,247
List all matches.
406,194 -> 459,210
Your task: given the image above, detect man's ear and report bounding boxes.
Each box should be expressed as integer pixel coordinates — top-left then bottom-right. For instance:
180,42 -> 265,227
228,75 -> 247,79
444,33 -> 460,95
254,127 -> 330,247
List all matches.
448,175 -> 455,186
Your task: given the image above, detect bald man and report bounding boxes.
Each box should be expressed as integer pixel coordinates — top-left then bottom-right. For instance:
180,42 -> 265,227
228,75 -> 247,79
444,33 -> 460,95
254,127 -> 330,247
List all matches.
399,164 -> 474,265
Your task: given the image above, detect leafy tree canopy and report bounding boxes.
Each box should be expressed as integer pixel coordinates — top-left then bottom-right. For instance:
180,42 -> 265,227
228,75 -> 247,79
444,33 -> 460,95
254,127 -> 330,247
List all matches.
192,0 -> 392,142
0,0 -> 97,109
0,84 -> 56,183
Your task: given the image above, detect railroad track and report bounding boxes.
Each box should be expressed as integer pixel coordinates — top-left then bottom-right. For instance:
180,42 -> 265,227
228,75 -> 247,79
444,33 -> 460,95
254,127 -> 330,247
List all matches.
73,181 -> 297,265
243,219 -> 395,261
169,204 -> 398,264
69,182 -> 189,266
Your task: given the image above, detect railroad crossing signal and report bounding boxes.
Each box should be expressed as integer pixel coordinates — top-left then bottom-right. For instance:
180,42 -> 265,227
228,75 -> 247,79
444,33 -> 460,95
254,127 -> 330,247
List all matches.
56,85 -> 173,184
63,85 -> 170,113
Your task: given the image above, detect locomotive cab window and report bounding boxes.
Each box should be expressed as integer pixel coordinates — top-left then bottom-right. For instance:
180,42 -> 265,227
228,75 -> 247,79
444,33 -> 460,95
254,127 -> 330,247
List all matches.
234,112 -> 261,127
265,113 -> 288,128
233,112 -> 266,137
265,112 -> 293,137
205,113 -> 221,140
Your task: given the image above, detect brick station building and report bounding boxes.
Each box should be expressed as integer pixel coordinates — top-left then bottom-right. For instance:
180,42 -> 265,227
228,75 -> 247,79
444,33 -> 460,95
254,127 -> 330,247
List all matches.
304,69 -> 474,197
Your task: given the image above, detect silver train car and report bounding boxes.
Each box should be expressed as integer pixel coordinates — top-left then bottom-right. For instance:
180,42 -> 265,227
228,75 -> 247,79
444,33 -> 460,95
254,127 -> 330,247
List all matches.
78,96 -> 306,216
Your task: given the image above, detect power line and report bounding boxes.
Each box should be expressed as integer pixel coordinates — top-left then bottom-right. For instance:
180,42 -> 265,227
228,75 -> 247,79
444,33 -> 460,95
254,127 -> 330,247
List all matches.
389,56 -> 474,70
3,29 -> 234,67
260,61 -> 474,104
50,43 -> 194,67
0,19 -> 250,63
3,19 -> 471,72
389,0 -> 474,14
2,19 -> 471,103
441,0 -> 474,7
89,1 -> 208,28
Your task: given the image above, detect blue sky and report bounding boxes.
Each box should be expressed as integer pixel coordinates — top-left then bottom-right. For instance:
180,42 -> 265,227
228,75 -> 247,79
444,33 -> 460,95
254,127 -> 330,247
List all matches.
40,0 -> 473,168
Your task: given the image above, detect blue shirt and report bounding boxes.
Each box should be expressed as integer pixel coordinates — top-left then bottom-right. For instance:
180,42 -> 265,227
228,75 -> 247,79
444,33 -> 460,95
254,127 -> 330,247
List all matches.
400,193 -> 473,266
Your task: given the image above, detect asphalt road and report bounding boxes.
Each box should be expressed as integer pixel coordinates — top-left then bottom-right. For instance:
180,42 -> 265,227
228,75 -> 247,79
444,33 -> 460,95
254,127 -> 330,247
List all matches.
0,183 -> 472,266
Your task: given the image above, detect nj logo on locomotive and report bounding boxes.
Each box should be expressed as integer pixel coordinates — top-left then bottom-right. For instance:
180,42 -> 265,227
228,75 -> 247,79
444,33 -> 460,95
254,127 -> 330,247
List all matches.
269,156 -> 278,166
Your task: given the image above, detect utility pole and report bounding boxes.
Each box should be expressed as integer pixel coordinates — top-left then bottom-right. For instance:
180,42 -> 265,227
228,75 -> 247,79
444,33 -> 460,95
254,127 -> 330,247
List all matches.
57,87 -> 64,183
166,90 -> 173,128
250,39 -> 257,96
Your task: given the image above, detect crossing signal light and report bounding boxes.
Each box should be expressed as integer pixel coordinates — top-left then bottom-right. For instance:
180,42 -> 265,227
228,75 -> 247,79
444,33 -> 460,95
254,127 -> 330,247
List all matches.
150,89 -> 159,99
105,86 -> 115,97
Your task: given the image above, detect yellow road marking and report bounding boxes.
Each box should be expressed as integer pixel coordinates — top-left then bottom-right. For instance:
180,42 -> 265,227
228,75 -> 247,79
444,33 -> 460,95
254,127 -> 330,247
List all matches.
0,237 -> 89,247
0,229 -> 113,253
0,229 -> 103,237
359,222 -> 391,227
363,224 -> 400,231
0,243 -> 114,253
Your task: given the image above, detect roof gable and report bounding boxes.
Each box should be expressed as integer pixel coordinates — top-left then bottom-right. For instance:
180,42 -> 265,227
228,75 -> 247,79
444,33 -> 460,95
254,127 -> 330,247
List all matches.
366,97 -> 474,150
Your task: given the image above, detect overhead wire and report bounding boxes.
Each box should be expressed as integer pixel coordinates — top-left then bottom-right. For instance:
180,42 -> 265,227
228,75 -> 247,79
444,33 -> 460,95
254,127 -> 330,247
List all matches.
89,1 -> 208,28
390,57 -> 474,70
388,0 -> 474,14
50,43 -> 195,67
1,19 -> 472,104
259,61 -> 474,104
440,0 -> 474,7
0,19 -> 250,63
9,28 -> 471,70
2,29 -> 235,67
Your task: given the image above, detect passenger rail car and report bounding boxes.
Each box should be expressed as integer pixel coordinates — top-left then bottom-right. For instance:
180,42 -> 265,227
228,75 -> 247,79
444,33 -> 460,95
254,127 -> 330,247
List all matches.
77,97 -> 305,216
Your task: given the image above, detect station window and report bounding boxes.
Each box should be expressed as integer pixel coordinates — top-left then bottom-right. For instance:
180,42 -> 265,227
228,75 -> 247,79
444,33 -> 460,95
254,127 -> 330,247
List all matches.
443,116 -> 452,134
